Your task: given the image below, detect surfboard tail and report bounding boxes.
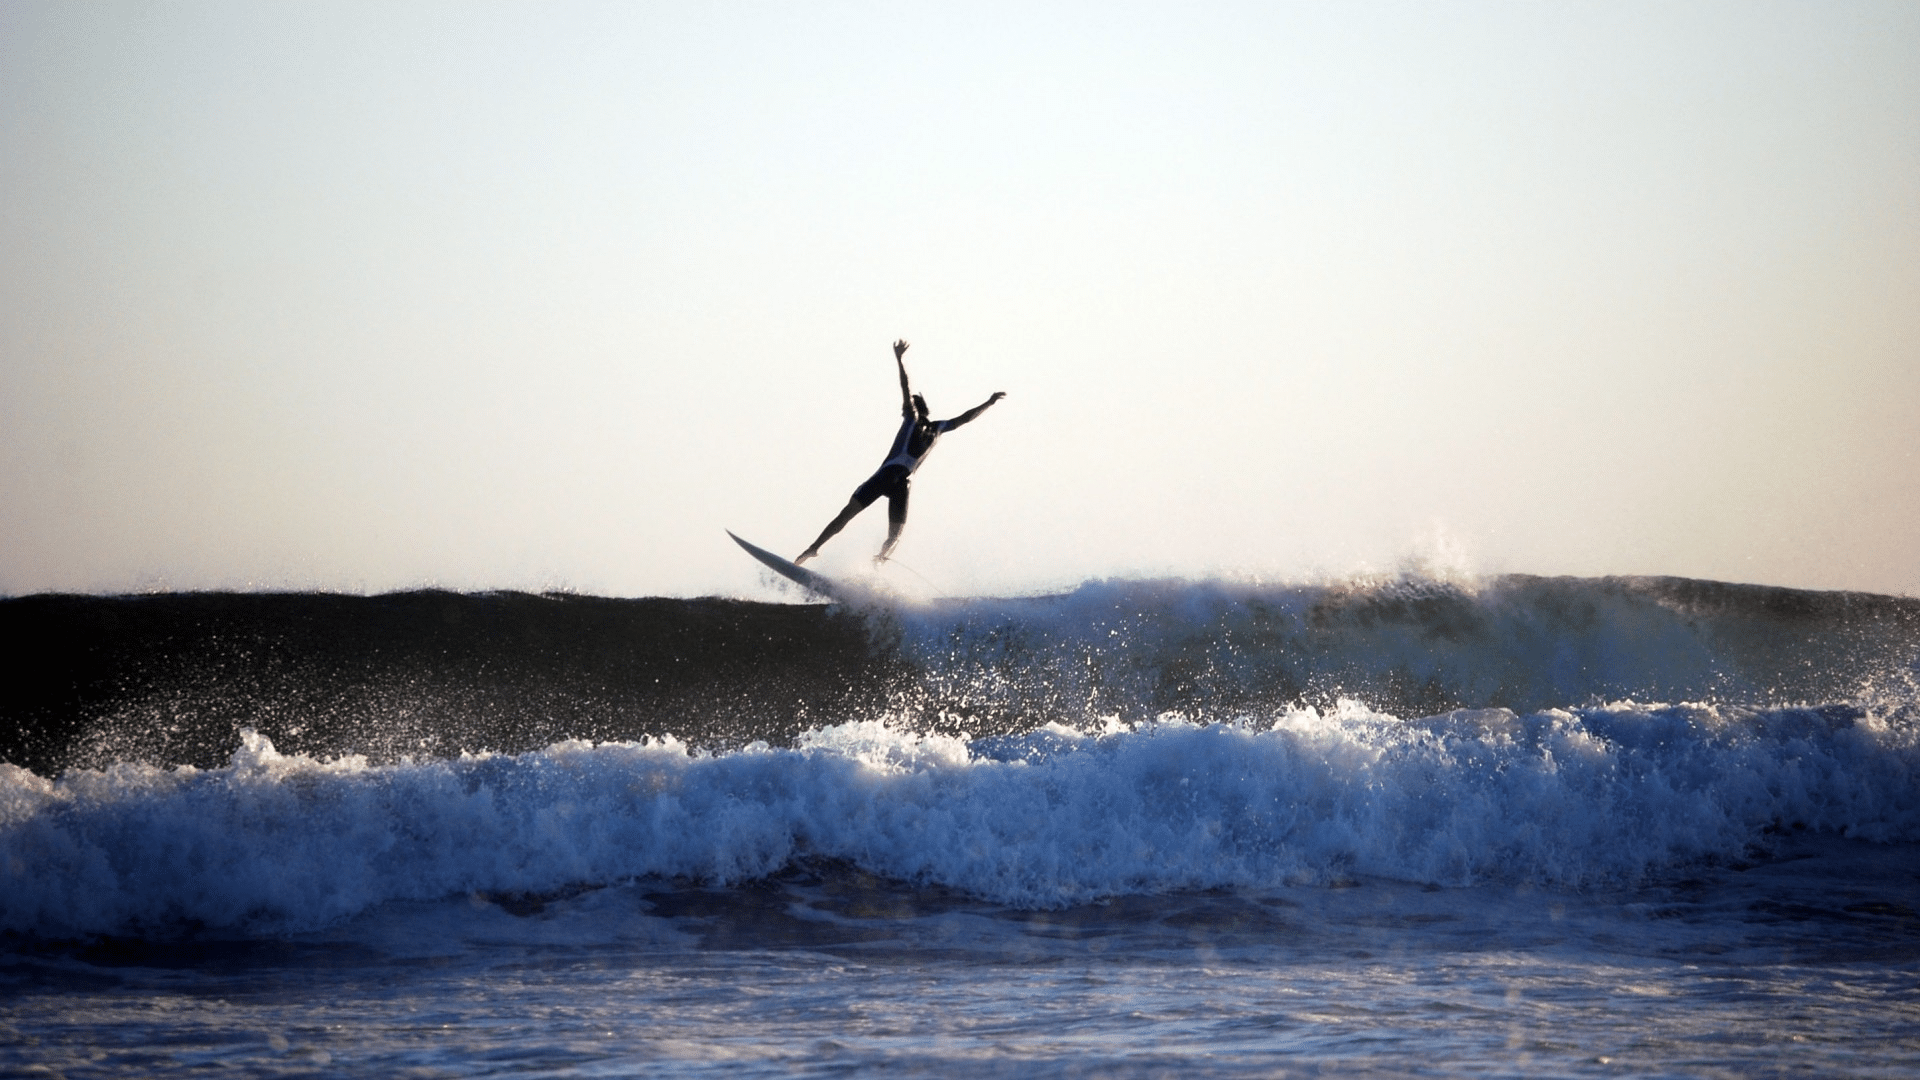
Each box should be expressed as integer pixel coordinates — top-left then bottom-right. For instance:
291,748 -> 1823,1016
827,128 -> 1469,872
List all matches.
728,531 -> 840,599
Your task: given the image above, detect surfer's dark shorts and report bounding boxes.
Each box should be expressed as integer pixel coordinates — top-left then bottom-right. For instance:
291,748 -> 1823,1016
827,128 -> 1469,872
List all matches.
851,464 -> 911,522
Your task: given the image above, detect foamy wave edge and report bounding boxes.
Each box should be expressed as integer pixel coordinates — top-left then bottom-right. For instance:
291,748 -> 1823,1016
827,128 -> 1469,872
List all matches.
5,701 -> 1918,936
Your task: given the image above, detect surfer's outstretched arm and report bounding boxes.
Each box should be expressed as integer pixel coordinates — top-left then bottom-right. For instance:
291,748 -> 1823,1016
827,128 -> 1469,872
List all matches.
894,339 -> 913,416
938,391 -> 1007,431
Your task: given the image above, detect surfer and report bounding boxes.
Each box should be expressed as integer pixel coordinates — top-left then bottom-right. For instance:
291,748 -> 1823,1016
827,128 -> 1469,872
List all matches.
795,339 -> 1005,565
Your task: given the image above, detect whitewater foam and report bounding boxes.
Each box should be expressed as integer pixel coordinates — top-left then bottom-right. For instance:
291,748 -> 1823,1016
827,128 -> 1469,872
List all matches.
6,699 -> 1916,938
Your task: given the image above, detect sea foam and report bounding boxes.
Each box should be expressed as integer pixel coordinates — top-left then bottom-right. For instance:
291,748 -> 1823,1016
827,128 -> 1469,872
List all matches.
5,699 -> 1916,937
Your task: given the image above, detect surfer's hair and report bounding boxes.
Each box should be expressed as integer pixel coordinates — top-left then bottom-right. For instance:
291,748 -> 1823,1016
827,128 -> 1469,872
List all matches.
912,393 -> 929,418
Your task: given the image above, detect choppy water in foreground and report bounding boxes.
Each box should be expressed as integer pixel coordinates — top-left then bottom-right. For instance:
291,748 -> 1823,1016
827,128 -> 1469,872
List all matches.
3,573 -> 1918,1076
6,832 -> 1917,1078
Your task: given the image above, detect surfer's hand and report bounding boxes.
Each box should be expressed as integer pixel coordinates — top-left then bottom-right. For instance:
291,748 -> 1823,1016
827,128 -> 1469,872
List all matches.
893,339 -> 909,360
990,391 -> 1007,403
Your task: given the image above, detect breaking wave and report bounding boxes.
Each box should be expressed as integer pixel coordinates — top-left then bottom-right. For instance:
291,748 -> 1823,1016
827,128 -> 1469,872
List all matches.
6,696 -> 1916,936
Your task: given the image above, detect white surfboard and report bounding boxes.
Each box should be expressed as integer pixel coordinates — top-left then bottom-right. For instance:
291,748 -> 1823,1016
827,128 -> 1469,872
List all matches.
728,531 -> 841,600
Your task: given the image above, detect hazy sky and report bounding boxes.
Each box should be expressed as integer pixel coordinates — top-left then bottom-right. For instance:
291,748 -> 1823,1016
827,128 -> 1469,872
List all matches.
3,2 -> 1917,599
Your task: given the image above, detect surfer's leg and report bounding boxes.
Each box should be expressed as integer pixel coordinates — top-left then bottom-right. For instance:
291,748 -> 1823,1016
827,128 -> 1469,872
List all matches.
796,499 -> 865,564
802,466 -> 901,564
875,482 -> 909,563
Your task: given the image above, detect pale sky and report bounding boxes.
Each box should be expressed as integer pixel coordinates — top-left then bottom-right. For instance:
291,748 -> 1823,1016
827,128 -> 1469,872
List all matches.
3,1 -> 1917,599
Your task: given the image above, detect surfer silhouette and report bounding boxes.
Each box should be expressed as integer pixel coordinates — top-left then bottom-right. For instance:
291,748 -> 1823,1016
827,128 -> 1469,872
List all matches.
796,339 -> 1005,566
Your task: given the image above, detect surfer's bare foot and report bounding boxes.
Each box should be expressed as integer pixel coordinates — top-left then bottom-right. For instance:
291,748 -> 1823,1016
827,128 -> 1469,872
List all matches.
795,549 -> 817,565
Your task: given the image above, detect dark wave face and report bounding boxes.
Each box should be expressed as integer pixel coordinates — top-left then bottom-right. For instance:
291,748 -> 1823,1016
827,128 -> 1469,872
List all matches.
6,574 -> 1915,776
2,574 -> 1917,937
0,591 -> 907,776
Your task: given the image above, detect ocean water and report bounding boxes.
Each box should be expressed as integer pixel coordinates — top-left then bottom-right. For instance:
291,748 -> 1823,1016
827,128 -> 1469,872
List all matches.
3,574 -> 1919,1077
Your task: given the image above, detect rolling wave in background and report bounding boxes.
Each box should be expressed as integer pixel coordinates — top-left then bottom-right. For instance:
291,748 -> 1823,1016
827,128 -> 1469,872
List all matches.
4,572 -> 1917,938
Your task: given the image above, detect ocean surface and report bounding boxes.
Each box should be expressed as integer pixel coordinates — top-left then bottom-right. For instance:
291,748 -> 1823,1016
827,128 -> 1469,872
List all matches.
3,573 -> 1918,1077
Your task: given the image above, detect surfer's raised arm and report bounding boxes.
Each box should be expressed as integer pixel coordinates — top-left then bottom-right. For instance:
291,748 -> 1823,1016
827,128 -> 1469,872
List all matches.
938,391 -> 1007,432
894,339 -> 913,416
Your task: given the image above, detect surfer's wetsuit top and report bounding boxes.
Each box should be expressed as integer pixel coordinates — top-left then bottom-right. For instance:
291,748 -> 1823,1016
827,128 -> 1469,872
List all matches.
849,412 -> 957,524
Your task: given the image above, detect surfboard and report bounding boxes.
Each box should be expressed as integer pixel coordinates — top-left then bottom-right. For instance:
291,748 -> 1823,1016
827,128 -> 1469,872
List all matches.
728,531 -> 840,600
